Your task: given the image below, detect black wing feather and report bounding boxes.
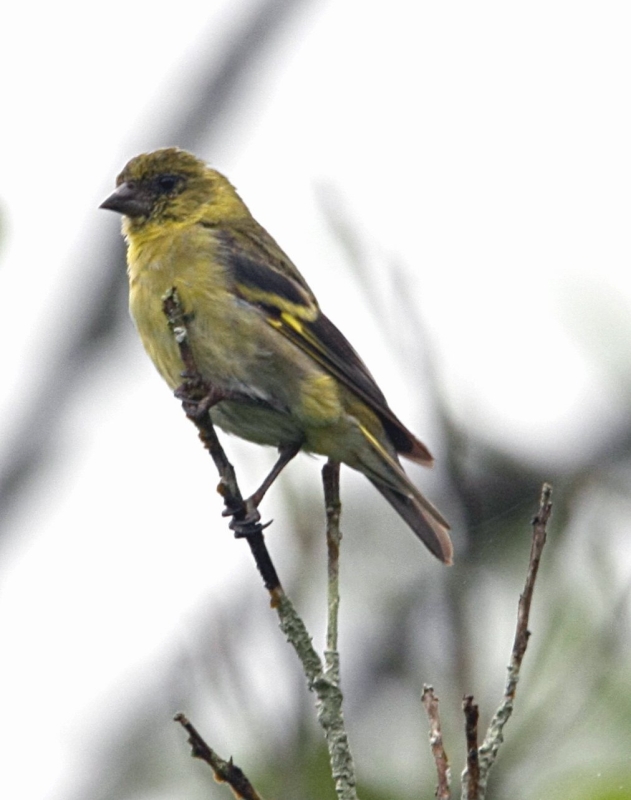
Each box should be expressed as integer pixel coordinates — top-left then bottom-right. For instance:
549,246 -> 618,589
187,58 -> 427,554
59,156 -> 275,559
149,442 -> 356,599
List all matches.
211,223 -> 432,464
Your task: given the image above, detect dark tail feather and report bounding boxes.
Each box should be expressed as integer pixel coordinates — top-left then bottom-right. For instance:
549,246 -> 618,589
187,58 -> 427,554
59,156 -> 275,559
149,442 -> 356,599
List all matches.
368,479 -> 453,564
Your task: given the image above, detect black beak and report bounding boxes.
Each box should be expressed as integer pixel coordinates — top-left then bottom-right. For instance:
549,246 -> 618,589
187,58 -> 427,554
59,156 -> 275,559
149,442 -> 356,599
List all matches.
100,182 -> 151,218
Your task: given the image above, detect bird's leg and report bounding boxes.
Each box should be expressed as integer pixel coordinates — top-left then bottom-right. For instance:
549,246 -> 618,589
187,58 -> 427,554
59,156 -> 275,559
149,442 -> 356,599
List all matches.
224,441 -> 302,534
248,441 -> 302,509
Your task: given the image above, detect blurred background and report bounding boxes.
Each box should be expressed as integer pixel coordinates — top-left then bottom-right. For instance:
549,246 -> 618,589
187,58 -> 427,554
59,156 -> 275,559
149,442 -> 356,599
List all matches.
2,1 -> 631,798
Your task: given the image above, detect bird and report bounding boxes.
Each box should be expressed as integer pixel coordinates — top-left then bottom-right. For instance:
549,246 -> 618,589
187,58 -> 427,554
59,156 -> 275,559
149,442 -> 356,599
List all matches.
100,148 -> 452,564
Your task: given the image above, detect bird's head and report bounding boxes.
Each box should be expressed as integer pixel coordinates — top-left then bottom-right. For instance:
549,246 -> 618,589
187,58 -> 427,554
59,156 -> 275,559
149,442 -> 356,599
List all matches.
100,147 -> 246,233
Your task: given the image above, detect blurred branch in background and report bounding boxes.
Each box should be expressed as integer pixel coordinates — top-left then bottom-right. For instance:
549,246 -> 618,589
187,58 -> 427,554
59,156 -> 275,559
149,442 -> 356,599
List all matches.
0,0 -> 312,536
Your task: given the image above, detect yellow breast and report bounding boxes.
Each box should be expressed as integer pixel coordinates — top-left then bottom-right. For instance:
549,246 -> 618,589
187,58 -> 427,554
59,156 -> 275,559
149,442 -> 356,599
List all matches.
127,224 -> 236,390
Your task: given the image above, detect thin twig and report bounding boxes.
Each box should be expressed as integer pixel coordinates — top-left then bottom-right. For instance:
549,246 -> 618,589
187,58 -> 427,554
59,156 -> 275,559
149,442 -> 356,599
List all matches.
463,482 -> 552,798
319,459 -> 357,797
462,696 -> 479,800
421,685 -> 451,800
274,591 -> 358,799
510,483 -> 552,667
174,713 -> 264,800
273,463 -> 358,799
323,460 -> 342,658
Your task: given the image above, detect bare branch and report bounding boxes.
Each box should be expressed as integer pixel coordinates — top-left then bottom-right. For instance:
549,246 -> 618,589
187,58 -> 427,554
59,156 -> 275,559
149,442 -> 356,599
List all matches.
272,463 -> 357,799
274,591 -> 358,799
511,483 -> 552,668
323,459 -> 342,658
174,713 -> 264,800
421,685 -> 451,800
463,482 -> 552,798
462,696 -> 479,800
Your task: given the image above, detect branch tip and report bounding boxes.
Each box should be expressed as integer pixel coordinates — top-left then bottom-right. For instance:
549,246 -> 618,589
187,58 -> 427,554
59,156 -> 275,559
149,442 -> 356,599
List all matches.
421,685 -> 451,799
174,713 -> 263,799
470,482 -> 553,795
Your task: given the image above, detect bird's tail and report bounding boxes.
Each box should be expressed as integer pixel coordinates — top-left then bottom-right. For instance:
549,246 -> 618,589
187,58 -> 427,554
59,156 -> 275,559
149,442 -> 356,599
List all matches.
356,423 -> 453,564
367,478 -> 453,564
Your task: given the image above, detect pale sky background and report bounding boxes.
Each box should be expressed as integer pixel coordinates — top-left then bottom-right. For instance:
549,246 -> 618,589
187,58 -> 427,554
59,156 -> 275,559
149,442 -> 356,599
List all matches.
1,1 -> 631,798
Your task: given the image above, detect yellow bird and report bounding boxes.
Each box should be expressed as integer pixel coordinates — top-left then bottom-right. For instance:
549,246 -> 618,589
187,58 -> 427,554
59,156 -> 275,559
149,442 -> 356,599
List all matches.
101,148 -> 452,564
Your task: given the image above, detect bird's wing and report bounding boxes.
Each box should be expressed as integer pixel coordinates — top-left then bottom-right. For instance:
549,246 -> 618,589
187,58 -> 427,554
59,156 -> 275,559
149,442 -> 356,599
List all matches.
213,225 -> 433,465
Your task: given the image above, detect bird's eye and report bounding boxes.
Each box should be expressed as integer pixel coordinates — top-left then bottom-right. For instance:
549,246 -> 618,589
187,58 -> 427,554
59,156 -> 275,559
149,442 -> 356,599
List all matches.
156,174 -> 180,194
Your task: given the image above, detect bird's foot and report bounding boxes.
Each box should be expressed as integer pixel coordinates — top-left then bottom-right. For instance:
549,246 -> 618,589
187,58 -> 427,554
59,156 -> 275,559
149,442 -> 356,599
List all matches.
175,372 -> 225,421
221,496 -> 272,538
